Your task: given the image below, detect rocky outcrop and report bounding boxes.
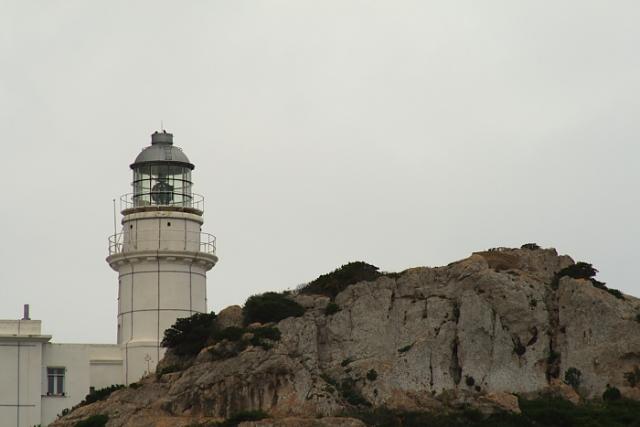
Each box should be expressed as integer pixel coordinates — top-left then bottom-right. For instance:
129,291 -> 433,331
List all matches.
52,247 -> 640,427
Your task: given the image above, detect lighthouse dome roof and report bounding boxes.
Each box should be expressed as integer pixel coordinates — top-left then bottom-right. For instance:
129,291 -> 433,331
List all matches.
130,131 -> 194,169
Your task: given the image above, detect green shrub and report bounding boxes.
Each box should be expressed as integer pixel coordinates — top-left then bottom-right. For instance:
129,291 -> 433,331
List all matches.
564,367 -> 582,389
340,378 -> 371,407
203,410 -> 269,427
552,262 -> 623,299
249,326 -> 281,350
366,369 -> 378,381
299,262 -> 382,298
398,344 -> 413,353
521,243 -> 541,250
625,366 -> 640,387
161,312 -> 217,356
635,314 -> 640,323
251,326 -> 281,341
325,302 -> 340,315
129,382 -> 141,389
465,375 -> 475,387
74,414 -> 109,427
341,357 -> 354,367
243,292 -> 305,325
512,337 -> 526,356
156,365 -> 181,378
603,385 -> 622,401
222,410 -> 269,426
80,385 -> 124,406
214,326 -> 245,342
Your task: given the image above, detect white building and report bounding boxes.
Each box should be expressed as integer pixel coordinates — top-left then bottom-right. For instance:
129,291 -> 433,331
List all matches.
0,131 -> 218,427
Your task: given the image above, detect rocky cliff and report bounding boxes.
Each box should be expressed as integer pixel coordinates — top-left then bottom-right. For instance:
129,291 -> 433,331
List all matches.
53,247 -> 640,427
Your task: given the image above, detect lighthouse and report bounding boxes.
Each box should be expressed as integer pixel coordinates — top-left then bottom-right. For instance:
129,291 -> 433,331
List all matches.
107,131 -> 218,384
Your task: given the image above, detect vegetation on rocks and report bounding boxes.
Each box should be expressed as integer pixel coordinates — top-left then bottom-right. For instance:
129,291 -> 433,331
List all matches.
299,261 -> 383,298
325,302 -> 340,315
80,385 -> 124,406
74,414 -> 108,427
349,397 -> 640,427
624,366 -> 640,387
161,312 -> 217,356
564,367 -> 582,389
243,292 -> 305,324
552,262 -> 624,299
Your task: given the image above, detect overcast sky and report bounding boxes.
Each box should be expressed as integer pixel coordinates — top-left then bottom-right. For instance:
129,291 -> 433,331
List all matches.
1,1 -> 639,343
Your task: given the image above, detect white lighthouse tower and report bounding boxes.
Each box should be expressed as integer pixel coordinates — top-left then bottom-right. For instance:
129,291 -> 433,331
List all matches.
107,131 -> 218,384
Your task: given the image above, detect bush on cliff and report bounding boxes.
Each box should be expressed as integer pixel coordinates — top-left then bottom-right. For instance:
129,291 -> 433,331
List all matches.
81,384 -> 124,405
552,262 -> 624,299
161,312 -> 217,356
243,292 -> 305,324
74,414 -> 109,427
299,261 -> 382,298
349,396 -> 640,427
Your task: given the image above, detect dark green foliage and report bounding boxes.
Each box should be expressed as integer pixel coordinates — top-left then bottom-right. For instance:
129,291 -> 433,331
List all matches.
341,357 -> 354,367
325,302 -> 340,315
199,410 -> 270,427
129,382 -> 141,389
249,326 -> 281,350
591,279 -> 625,300
465,375 -> 475,387
558,262 -> 599,280
74,414 -> 109,427
214,326 -> 245,342
564,367 -> 582,389
635,314 -> 640,323
349,397 -> 640,427
243,292 -> 305,325
624,366 -> 640,387
80,385 -> 124,406
320,374 -> 370,406
398,344 -> 413,353
603,385 -> 622,401
320,373 -> 339,389
161,312 -> 217,356
366,369 -> 378,381
512,337 -> 526,357
299,262 -> 382,298
340,377 -> 371,407
552,262 -> 623,299
156,364 -> 181,377
521,243 -> 541,250
220,410 -> 269,427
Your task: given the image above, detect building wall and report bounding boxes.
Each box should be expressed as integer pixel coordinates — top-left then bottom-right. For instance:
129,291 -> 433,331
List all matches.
41,343 -> 122,426
0,320 -> 48,427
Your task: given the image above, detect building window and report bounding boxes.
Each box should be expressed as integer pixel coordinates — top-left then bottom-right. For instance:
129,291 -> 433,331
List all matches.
47,367 -> 65,396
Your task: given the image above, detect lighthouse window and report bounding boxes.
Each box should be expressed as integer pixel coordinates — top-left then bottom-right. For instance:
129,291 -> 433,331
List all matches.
47,367 -> 65,396
132,164 -> 193,208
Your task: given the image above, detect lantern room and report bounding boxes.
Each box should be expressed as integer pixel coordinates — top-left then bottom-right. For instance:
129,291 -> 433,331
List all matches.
129,131 -> 195,209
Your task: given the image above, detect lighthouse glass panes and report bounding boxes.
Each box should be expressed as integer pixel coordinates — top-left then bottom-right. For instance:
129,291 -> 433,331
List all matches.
132,164 -> 192,207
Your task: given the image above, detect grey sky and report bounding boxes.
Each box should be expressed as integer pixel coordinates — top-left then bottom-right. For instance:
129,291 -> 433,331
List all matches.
1,1 -> 638,343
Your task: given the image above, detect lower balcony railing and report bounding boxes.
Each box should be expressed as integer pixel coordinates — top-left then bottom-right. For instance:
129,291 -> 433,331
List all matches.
108,231 -> 216,256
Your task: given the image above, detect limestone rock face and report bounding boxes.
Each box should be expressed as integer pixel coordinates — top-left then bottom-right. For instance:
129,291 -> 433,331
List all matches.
52,247 -> 640,427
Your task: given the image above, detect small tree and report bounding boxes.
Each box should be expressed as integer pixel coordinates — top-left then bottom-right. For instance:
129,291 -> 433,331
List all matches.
161,312 -> 216,356
243,292 -> 305,324
625,366 -> 640,387
603,385 -> 621,401
564,367 -> 582,389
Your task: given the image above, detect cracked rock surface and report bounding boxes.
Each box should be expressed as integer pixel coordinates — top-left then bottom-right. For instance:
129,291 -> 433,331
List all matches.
52,247 -> 640,427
